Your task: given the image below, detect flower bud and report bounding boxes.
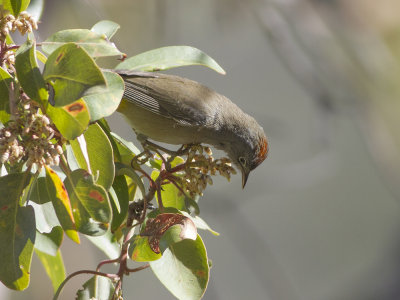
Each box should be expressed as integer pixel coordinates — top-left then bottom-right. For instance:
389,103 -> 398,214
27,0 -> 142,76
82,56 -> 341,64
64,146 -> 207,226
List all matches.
1,151 -> 9,163
41,115 -> 50,126
56,145 -> 63,155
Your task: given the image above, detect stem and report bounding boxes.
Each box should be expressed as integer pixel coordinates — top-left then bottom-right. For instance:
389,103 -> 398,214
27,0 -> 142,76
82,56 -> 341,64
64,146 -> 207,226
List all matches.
53,270 -> 118,300
96,258 -> 120,272
8,81 -> 17,117
126,264 -> 150,273
59,153 -> 72,177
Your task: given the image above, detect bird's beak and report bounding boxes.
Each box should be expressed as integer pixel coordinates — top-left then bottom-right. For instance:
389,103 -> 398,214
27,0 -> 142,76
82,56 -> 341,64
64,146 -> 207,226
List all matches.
241,168 -> 249,189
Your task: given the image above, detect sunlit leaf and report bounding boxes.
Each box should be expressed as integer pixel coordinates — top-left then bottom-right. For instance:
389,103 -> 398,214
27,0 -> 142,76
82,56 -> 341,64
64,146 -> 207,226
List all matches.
129,235 -> 161,262
45,166 -> 80,244
46,99 -> 90,140
181,212 -> 220,236
36,49 -> 47,64
150,235 -> 209,300
70,123 -> 115,190
43,43 -> 105,106
34,226 -> 63,256
42,29 -> 123,58
64,169 -> 111,236
91,20 -> 120,40
116,46 -> 226,74
82,70 -> 124,121
152,170 -> 186,211
30,202 -> 60,233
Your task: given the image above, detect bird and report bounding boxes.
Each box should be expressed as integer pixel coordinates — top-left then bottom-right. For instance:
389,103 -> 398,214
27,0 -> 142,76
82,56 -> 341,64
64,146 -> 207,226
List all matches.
115,70 -> 268,188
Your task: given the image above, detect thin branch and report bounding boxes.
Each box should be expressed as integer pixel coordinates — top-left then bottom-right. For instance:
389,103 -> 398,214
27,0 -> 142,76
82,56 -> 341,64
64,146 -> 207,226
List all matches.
53,270 -> 118,300
126,263 -> 150,273
96,258 -> 120,272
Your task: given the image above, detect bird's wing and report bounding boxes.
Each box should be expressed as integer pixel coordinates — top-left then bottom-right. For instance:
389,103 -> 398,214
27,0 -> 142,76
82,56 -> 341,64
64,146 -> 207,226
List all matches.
121,74 -> 210,126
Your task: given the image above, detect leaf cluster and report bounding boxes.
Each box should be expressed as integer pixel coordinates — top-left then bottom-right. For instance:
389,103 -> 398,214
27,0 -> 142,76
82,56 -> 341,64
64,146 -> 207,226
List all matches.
0,1 -> 226,299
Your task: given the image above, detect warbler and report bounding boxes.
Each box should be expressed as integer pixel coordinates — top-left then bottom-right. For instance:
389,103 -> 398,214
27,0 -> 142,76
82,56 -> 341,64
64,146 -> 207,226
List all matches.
116,70 -> 268,187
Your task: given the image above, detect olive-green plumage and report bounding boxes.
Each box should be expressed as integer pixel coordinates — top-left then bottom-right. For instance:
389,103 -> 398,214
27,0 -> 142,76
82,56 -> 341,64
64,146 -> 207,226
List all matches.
116,71 -> 268,187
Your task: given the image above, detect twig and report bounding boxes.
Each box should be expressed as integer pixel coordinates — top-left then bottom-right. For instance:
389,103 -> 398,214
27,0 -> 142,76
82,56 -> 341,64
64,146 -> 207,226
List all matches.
53,270 -> 118,300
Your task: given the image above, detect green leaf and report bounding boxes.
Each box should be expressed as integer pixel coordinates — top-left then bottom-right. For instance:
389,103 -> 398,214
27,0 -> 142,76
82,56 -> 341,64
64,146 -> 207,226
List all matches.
181,212 -> 220,236
42,29 -> 123,58
3,0 -> 30,16
86,229 -> 120,259
0,173 -> 34,290
34,226 -> 65,292
110,132 -> 141,165
34,226 -> 63,256
159,221 -> 197,253
150,235 -> 209,300
15,39 -> 48,105
35,248 -> 65,292
76,275 -> 115,300
46,99 -> 90,140
152,170 -> 186,211
64,169 -> 111,236
27,0 -> 44,21
30,176 -> 50,204
82,70 -> 124,121
70,123 -> 115,190
91,20 -> 120,40
129,235 -> 161,262
141,213 -> 196,254
115,163 -> 145,198
110,175 -> 129,232
30,202 -> 60,233
97,118 -> 122,162
45,166 -> 80,244
0,66 -> 13,123
43,42 -> 106,106
36,49 -> 47,64
116,46 -> 226,74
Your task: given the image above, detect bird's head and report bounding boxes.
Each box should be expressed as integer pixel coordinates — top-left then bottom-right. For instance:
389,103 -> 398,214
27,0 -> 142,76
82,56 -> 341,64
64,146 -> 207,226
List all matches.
226,124 -> 268,188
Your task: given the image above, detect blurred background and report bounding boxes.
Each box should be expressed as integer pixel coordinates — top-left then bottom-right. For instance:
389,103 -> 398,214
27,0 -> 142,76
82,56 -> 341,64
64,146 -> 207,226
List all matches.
3,0 -> 400,299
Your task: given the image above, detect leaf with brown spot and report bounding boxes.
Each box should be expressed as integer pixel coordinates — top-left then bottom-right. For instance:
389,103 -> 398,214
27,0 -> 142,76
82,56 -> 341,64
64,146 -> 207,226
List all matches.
45,166 -> 80,244
129,235 -> 162,262
141,213 -> 197,254
46,99 -> 89,140
43,43 -> 105,106
64,169 -> 111,236
65,102 -> 85,114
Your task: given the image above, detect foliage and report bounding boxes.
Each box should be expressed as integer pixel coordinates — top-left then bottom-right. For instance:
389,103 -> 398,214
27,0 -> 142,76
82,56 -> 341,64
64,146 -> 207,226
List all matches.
0,1 -> 231,299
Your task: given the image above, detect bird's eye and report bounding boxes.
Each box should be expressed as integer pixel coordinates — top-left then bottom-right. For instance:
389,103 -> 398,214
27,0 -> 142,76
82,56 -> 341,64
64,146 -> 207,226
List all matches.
238,157 -> 246,166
